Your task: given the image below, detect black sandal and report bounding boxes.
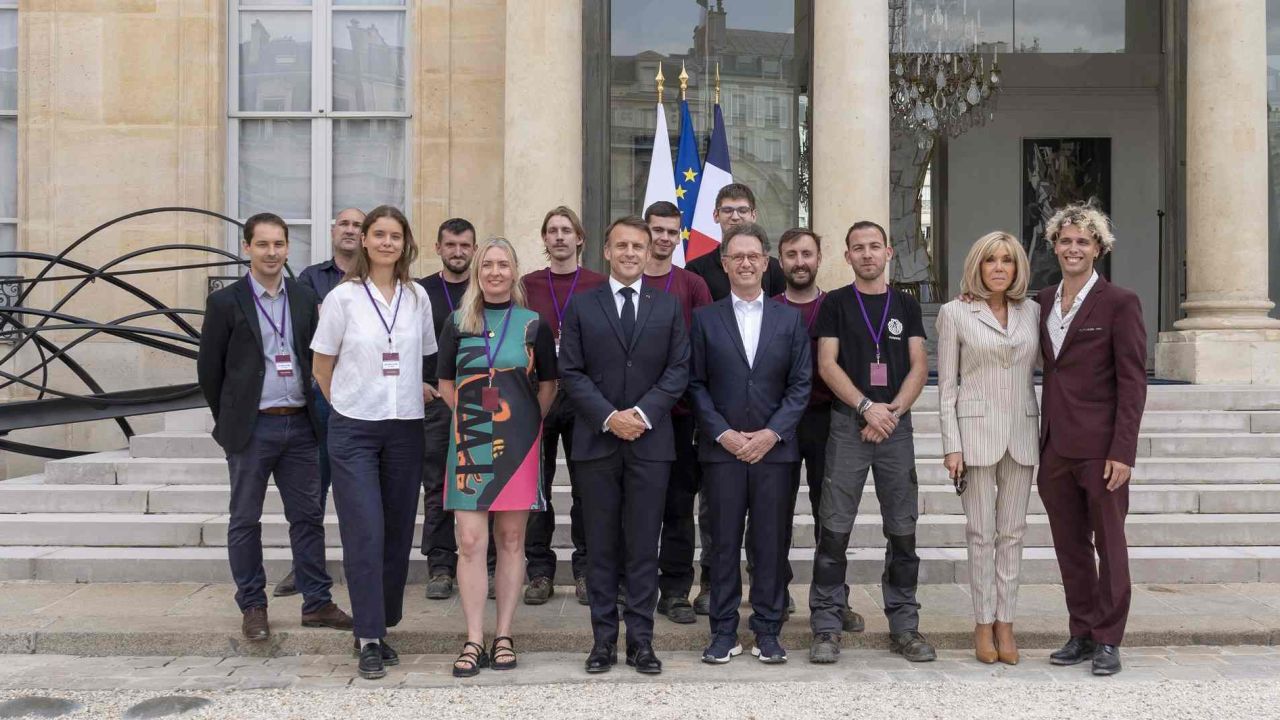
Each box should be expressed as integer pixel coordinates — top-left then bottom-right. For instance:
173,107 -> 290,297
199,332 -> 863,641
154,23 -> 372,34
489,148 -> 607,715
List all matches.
452,641 -> 489,678
490,636 -> 517,670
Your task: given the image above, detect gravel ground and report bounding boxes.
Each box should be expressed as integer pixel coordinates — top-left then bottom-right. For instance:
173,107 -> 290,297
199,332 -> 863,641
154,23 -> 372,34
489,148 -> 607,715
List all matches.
4,680 -> 1280,720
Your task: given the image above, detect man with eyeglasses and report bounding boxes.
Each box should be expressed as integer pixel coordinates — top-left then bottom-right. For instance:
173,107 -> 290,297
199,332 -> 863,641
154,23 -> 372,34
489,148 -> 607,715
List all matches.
685,183 -> 787,301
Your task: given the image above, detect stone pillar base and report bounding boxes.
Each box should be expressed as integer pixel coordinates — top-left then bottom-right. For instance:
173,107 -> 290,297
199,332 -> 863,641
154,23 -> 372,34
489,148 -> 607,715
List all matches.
1155,329 -> 1280,385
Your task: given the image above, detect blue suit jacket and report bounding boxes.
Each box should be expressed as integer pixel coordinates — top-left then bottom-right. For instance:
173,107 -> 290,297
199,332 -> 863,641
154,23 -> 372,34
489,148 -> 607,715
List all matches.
689,295 -> 812,463
558,282 -> 691,462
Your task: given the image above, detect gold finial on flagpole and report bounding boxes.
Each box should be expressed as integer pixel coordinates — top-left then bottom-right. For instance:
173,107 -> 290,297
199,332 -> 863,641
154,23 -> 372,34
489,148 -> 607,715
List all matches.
679,61 -> 689,101
655,63 -> 665,104
714,62 -> 721,105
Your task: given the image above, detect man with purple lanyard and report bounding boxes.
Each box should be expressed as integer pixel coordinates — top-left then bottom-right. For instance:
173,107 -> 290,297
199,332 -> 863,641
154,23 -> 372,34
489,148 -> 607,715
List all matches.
520,206 -> 608,604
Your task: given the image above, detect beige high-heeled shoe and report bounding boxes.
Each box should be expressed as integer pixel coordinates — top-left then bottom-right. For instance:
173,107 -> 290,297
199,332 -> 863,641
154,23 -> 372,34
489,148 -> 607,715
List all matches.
993,620 -> 1019,665
974,623 -> 998,664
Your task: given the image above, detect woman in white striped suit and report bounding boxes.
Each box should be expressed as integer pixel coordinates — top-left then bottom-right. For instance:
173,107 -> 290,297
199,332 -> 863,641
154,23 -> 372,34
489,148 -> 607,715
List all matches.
937,231 -> 1040,665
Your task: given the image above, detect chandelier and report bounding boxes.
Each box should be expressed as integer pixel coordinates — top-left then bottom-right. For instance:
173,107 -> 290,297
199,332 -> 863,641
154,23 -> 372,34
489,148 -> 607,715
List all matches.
890,0 -> 1002,148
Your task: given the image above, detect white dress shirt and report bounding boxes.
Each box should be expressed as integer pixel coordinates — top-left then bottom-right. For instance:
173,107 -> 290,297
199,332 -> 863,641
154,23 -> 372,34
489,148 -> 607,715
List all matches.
602,275 -> 651,432
310,279 -> 437,421
731,290 -> 765,368
1048,270 -> 1099,359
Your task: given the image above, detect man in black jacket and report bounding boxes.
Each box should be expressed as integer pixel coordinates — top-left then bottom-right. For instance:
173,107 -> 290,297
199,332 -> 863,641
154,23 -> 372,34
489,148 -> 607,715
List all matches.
197,212 -> 352,641
559,216 -> 690,675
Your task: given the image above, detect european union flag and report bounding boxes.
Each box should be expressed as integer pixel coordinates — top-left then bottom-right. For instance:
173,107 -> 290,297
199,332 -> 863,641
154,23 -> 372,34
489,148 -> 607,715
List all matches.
674,99 -> 702,258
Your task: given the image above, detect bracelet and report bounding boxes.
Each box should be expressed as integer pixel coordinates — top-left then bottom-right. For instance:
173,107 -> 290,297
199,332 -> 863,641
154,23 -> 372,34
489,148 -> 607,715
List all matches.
856,398 -> 873,416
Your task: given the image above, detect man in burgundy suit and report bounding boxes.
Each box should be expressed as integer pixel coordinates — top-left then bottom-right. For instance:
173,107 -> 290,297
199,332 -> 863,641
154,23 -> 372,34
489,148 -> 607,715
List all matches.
1035,203 -> 1147,677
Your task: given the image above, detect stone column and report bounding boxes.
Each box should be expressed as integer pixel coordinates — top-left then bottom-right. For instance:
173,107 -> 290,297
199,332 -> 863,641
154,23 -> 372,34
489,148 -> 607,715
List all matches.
503,0 -> 583,267
811,1 -> 890,291
1156,0 -> 1280,384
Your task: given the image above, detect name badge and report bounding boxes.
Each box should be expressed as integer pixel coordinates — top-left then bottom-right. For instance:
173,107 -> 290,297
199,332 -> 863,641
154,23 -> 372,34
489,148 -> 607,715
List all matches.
274,354 -> 294,377
869,362 -> 888,387
482,386 -> 501,412
382,352 -> 401,376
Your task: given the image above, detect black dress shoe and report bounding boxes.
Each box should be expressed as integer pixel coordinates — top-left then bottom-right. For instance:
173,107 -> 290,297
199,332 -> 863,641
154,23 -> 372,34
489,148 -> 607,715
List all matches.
352,637 -> 399,666
1050,636 -> 1097,666
357,642 -> 386,680
626,642 -> 663,674
1092,644 -> 1122,676
585,642 -> 617,673
273,571 -> 298,597
657,595 -> 697,624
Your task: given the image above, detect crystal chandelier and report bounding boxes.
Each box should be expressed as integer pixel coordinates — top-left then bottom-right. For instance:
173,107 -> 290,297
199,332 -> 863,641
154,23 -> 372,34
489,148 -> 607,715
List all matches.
890,0 -> 1002,149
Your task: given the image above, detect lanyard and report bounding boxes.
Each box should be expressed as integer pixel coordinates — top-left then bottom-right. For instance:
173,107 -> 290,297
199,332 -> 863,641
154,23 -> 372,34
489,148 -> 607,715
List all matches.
643,270 -> 677,294
439,273 -> 463,314
362,281 -> 404,348
784,289 -> 824,331
252,285 -> 289,346
852,287 -> 892,363
547,268 -> 581,334
481,306 -> 515,376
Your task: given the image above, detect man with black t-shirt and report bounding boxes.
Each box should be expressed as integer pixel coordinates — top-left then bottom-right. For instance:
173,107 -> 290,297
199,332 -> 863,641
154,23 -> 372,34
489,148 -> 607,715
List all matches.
808,221 -> 933,665
416,218 -> 486,600
685,183 -> 787,301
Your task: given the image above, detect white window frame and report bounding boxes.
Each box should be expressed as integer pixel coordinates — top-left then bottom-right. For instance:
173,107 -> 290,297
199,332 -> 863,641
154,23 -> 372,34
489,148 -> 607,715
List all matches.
0,2 -> 18,278
226,2 -> 413,268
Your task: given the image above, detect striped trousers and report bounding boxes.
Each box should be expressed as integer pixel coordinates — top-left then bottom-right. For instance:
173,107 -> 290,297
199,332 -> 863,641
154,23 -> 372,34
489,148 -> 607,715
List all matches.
960,452 -> 1034,624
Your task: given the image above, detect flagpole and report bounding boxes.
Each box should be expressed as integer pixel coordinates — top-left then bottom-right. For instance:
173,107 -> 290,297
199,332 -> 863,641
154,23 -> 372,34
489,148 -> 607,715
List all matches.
656,63 -> 665,104
679,61 -> 689,102
714,62 -> 720,105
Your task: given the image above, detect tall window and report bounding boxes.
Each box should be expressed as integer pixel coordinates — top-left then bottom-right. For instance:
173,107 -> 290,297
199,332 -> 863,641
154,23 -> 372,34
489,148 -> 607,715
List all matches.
229,1 -> 409,272
0,3 -> 16,277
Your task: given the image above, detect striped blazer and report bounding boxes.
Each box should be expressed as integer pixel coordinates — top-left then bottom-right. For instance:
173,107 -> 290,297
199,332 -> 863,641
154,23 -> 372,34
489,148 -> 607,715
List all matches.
936,298 -> 1041,468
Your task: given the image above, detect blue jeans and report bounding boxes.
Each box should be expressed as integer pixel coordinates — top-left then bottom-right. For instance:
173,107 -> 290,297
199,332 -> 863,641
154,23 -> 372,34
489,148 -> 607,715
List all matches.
226,412 -> 332,614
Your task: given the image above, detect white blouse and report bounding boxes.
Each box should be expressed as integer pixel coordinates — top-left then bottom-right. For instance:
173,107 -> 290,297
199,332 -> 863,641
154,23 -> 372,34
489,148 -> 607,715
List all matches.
311,279 -> 437,421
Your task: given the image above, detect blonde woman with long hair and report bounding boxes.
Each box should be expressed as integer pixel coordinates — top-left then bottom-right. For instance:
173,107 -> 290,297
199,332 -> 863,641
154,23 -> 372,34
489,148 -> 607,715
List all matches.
436,237 -> 558,677
936,231 -> 1040,666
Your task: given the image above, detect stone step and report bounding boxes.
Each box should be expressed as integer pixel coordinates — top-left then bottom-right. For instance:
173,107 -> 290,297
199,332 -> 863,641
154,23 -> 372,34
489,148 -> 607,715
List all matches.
129,432 -> 223,459
4,544 -> 1279,585
908,410 -> 1280,434
911,386 -> 1280,412
8,512 -> 1280,550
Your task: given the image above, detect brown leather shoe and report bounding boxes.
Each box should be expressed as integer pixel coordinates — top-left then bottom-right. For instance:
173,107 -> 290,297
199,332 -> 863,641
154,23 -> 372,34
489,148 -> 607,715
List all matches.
994,620 -> 1019,665
301,602 -> 354,630
973,623 -> 997,664
242,606 -> 269,641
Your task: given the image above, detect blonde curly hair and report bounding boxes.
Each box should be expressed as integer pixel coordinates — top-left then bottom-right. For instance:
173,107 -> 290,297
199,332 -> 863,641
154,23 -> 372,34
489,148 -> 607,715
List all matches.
1044,202 -> 1116,256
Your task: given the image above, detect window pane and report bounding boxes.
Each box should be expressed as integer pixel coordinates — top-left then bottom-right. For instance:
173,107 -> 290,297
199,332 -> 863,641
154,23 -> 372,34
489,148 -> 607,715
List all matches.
0,10 -> 16,112
332,11 -> 407,112
332,119 -> 406,214
240,1 -> 310,5
238,11 -> 313,112
0,117 -> 15,219
0,223 -> 14,277
284,225 -> 312,276
239,120 -> 311,218
334,0 -> 405,6
1013,0 -> 1125,53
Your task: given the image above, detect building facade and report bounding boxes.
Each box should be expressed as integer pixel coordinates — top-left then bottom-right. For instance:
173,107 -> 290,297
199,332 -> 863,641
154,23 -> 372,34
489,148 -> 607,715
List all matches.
1,0 -> 1278,477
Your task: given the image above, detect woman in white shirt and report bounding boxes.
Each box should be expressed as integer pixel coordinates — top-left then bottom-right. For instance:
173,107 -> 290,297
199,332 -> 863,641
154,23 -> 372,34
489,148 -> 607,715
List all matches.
311,205 -> 437,680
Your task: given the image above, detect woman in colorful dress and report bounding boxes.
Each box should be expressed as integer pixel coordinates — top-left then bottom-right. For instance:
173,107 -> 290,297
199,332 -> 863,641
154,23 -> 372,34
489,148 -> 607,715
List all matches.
436,237 -> 558,677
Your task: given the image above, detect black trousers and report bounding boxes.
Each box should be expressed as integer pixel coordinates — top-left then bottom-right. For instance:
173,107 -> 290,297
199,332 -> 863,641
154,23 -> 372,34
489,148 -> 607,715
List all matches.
704,460 -> 792,639
657,411 -> 700,597
525,391 -> 584,580
418,399 -> 495,575
574,445 -> 670,647
785,404 -> 831,584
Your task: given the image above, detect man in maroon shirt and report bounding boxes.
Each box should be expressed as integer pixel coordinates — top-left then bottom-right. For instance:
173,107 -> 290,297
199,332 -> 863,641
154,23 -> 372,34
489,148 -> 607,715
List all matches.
774,228 -> 862,634
641,201 -> 713,624
520,206 -> 609,605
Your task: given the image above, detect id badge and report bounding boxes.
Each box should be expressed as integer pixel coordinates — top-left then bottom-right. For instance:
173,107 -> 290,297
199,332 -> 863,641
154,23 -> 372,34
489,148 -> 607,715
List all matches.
869,362 -> 889,387
274,354 -> 294,377
482,386 -> 501,412
381,352 -> 401,376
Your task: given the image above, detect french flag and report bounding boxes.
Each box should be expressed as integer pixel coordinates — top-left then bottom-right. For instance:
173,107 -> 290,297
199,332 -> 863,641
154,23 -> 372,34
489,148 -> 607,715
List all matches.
687,103 -> 731,262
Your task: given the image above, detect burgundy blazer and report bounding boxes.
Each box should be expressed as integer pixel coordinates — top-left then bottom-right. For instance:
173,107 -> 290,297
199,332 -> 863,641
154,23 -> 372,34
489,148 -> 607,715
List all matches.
1037,276 -> 1148,466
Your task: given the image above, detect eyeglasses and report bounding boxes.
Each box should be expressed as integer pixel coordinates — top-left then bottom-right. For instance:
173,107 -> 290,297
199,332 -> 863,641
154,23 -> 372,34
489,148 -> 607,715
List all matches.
718,205 -> 754,217
725,253 -> 765,266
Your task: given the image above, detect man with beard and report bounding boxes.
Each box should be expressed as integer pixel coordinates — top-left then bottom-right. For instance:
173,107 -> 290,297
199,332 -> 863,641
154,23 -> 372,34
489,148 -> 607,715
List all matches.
276,207 -> 365,596
520,206 -> 608,605
641,201 -> 712,625
807,221 -> 932,665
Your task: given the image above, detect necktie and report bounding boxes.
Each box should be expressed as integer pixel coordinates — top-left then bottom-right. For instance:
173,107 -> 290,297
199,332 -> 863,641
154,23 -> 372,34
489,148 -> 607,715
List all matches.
620,287 -> 636,344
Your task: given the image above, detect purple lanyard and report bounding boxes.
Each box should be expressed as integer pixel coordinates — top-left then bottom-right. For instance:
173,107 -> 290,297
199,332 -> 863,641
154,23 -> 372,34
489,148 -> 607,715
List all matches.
784,290 -> 824,331
643,270 -> 676,294
252,286 -> 289,346
547,268 -> 581,334
852,287 -> 892,363
362,281 -> 404,348
439,273 -> 458,314
481,306 -> 515,372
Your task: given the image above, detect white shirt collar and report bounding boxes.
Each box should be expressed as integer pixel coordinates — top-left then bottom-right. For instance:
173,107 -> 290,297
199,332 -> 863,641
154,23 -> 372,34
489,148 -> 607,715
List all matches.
730,289 -> 764,308
1055,270 -> 1099,304
248,273 -> 284,299
609,275 -> 644,296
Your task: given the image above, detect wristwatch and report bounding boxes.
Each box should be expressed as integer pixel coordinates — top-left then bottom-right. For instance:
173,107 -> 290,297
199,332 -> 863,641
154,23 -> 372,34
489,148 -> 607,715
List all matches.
856,397 -> 873,416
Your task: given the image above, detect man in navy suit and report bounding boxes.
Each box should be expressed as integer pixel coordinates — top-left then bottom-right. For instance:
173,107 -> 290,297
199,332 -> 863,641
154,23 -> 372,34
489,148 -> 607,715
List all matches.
689,222 -> 811,665
559,215 -> 691,675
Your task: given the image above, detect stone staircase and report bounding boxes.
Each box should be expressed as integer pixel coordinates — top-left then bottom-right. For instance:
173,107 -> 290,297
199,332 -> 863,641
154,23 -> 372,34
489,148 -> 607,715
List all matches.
4,386 -> 1280,586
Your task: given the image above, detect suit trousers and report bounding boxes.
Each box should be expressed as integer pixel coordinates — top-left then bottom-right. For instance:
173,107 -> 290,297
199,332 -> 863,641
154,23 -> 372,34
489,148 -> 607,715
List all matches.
704,460 -> 792,638
961,452 -> 1034,623
328,412 -> 424,639
525,392 -> 585,580
1037,444 -> 1131,646
226,412 -> 332,614
658,411 -> 700,597
574,445 -> 669,647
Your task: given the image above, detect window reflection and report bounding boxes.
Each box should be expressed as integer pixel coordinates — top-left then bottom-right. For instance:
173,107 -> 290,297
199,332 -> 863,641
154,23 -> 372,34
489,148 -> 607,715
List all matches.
900,0 -> 1132,54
